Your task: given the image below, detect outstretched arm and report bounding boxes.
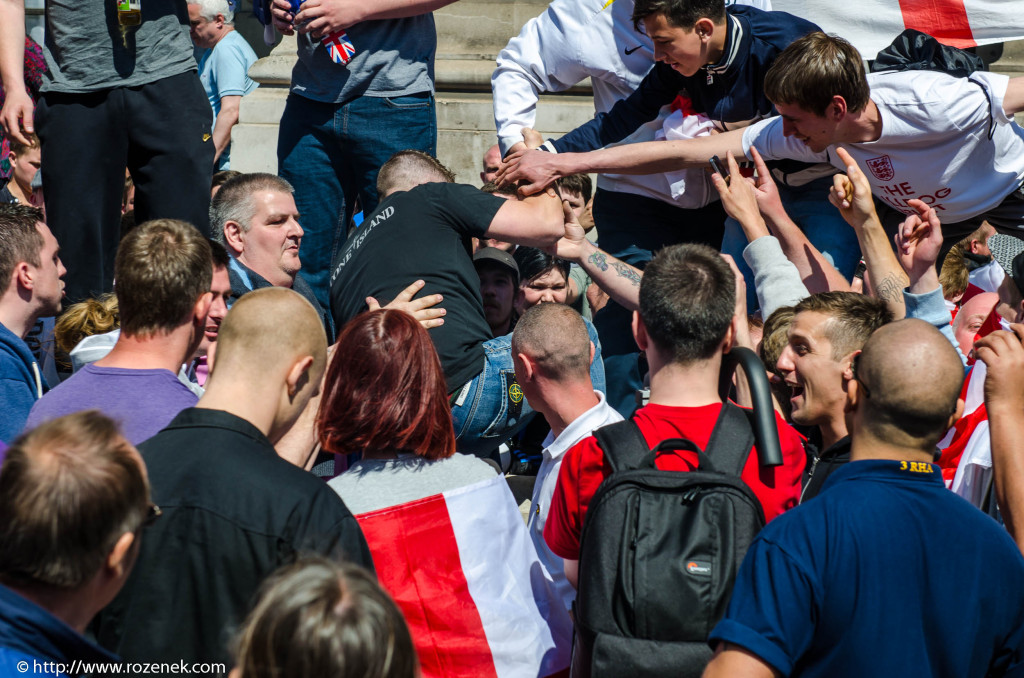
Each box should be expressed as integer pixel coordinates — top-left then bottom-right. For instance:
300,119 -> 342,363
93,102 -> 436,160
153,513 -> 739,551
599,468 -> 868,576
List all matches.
828,146 -> 907,317
0,0 -> 32,145
548,200 -> 642,311
496,130 -> 748,196
895,199 -> 968,365
486,187 -> 566,247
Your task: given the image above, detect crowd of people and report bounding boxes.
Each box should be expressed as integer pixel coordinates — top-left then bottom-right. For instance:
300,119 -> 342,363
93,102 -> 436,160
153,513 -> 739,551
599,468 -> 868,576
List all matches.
2,0 -> 1024,675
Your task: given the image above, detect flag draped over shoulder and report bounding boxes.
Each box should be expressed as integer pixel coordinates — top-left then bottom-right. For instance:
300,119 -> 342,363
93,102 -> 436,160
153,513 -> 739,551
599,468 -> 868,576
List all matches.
772,0 -> 1024,56
357,475 -> 573,678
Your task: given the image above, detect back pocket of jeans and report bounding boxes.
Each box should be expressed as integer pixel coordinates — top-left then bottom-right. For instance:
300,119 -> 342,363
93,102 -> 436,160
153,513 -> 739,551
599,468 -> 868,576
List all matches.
383,93 -> 432,110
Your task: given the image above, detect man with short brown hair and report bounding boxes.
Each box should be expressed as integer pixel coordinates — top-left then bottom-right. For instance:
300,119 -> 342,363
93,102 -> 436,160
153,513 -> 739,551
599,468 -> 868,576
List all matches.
26,220 -> 213,444
776,291 -> 893,500
0,410 -> 153,670
0,204 -> 64,442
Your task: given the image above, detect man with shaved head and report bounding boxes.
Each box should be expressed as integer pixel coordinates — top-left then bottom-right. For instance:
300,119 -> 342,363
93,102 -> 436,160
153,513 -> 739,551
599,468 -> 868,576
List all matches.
704,319 -> 1024,678
92,287 -> 372,670
512,302 -> 621,607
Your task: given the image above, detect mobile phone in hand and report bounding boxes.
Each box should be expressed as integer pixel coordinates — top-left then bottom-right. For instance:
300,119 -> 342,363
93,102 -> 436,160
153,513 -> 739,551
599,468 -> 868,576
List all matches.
709,155 -> 730,185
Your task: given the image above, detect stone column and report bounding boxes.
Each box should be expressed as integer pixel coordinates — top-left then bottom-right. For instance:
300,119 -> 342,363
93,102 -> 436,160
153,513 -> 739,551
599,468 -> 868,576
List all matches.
230,35 -> 297,174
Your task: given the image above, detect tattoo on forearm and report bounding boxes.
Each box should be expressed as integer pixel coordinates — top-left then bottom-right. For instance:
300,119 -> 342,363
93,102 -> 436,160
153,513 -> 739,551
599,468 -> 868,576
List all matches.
612,262 -> 642,287
874,274 -> 905,304
588,252 -> 609,272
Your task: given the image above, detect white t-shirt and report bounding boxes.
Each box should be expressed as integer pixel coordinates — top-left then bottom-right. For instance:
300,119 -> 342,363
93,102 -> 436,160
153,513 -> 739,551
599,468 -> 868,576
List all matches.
529,391 -> 622,611
742,70 -> 1024,224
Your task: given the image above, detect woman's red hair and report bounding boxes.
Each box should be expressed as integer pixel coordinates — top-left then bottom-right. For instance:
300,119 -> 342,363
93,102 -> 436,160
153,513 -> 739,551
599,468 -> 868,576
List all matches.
317,309 -> 456,460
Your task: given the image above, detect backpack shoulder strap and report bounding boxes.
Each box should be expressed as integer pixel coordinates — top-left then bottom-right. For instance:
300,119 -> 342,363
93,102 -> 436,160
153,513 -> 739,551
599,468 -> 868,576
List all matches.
703,402 -> 756,478
592,419 -> 651,474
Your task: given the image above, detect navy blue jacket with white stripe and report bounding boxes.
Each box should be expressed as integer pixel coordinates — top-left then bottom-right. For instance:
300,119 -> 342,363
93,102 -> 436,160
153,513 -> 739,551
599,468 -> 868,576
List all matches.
550,6 -> 822,181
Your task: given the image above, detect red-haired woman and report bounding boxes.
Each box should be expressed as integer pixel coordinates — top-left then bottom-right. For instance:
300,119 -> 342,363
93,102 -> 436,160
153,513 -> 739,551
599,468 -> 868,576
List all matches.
319,310 -> 573,677
320,309 -> 497,513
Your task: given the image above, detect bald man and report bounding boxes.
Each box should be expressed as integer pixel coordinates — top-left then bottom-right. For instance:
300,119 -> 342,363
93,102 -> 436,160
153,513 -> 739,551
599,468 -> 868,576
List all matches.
704,319 -> 1024,678
512,303 -> 621,606
92,288 -> 373,670
952,292 -> 999,357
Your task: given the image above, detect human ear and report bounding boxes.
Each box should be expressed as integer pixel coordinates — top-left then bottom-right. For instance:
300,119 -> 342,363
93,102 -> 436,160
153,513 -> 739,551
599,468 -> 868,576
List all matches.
632,311 -> 648,351
286,355 -> 315,400
223,221 -> 245,252
106,531 -> 137,577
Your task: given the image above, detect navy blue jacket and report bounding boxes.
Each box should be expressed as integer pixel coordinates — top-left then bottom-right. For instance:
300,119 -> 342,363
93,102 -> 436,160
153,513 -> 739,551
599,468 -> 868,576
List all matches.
551,6 -> 820,178
0,321 -> 46,444
0,584 -> 119,676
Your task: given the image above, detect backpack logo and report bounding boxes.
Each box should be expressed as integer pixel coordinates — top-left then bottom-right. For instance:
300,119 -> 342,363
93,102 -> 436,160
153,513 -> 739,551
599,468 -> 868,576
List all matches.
865,155 -> 894,181
686,560 -> 712,576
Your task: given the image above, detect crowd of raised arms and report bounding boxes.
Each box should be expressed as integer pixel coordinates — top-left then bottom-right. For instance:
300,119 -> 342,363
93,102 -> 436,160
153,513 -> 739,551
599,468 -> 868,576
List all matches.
2,0 -> 1024,676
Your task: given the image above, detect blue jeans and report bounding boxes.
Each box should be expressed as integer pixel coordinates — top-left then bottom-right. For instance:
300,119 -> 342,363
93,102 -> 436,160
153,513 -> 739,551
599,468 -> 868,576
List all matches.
277,91 -> 437,309
452,318 -> 605,458
722,176 -> 861,312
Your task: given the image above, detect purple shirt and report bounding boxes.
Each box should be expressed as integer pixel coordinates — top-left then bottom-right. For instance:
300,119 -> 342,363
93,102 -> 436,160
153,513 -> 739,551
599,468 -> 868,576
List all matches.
24,364 -> 198,444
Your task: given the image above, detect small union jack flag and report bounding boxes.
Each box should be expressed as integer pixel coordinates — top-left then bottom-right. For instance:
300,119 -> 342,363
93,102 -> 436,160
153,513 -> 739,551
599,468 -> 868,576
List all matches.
322,31 -> 356,65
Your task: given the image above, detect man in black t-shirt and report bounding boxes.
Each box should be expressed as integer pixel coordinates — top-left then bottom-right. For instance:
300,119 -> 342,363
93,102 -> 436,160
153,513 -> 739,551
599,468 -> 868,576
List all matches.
330,150 -> 571,457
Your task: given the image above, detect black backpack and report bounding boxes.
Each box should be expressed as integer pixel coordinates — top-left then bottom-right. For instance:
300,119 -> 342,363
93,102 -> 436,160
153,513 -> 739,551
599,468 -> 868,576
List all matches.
570,402 -> 766,678
870,28 -> 985,79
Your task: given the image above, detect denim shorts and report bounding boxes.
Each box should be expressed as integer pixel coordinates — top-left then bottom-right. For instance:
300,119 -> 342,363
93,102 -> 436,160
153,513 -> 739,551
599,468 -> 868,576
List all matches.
452,318 -> 605,457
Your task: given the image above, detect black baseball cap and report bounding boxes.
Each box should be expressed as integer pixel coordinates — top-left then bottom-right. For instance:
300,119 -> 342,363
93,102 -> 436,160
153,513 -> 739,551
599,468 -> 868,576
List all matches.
473,247 -> 519,284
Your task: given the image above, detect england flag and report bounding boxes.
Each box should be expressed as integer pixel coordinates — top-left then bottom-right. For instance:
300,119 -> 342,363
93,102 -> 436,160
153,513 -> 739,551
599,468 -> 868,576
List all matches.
356,475 -> 573,678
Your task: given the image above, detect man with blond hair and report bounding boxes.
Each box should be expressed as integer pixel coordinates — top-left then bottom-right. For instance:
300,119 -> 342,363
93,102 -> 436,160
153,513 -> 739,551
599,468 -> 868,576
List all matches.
93,287 -> 372,670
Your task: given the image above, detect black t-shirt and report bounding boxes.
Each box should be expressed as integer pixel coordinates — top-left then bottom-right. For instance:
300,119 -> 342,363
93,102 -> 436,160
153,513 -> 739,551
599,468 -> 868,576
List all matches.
330,182 -> 504,392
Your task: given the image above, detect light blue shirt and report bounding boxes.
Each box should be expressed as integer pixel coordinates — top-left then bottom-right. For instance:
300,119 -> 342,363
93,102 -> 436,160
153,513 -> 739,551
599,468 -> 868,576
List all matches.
197,30 -> 258,169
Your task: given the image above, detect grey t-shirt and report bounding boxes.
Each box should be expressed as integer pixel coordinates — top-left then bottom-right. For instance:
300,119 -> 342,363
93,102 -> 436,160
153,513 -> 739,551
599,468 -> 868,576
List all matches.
328,453 -> 498,515
290,15 -> 435,103
42,0 -> 196,93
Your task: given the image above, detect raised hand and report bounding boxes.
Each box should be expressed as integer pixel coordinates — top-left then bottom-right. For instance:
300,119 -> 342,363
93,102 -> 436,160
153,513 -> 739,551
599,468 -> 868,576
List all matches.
747,146 -> 786,224
711,151 -> 768,243
894,198 -> 943,287
270,0 -> 296,34
828,147 -> 878,229
976,324 -> 1024,415
546,198 -> 589,263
